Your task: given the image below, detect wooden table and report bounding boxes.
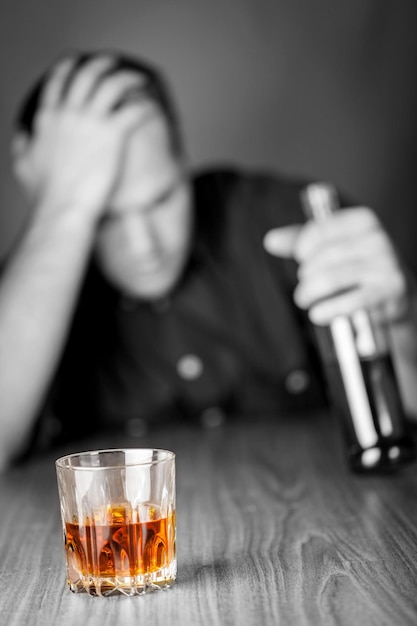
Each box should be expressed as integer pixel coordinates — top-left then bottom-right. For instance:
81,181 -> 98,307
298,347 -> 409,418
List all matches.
1,410 -> 417,626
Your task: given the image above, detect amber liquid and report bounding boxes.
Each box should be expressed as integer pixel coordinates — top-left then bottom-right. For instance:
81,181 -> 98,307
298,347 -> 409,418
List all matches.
64,503 -> 176,595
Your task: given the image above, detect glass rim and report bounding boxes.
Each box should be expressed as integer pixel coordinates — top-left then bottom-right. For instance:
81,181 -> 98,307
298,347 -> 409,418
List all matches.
55,447 -> 175,470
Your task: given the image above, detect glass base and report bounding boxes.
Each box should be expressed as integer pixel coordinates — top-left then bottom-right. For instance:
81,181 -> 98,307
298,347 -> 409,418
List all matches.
67,561 -> 177,596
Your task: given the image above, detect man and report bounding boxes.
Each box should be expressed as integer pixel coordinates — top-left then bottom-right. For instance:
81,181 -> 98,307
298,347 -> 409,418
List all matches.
0,51 -> 416,470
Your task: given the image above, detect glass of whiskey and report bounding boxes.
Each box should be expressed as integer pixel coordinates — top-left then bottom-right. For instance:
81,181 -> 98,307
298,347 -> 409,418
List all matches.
55,448 -> 176,596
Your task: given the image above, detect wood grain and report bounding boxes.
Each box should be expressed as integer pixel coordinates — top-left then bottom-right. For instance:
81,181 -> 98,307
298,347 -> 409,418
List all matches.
0,411 -> 416,626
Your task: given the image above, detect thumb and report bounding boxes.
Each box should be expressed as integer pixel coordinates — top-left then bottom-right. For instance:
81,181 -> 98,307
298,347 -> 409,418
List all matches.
263,225 -> 302,259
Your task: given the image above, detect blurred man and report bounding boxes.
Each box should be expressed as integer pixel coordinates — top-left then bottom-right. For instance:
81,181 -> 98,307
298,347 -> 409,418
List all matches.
0,51 -> 416,469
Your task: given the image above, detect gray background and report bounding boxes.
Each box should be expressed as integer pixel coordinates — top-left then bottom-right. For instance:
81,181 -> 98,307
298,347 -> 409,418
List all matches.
1,0 -> 416,270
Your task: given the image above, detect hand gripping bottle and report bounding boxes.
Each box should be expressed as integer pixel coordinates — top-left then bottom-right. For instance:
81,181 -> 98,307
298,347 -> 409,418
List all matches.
300,182 -> 415,472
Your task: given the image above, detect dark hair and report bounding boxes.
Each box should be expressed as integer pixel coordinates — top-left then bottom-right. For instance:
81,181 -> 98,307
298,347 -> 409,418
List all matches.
15,50 -> 183,155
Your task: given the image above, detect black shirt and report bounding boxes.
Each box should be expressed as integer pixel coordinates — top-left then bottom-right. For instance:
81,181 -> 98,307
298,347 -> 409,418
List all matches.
36,168 -> 328,448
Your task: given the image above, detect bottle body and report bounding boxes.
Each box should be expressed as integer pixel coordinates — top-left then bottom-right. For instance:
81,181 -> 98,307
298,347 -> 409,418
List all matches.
314,315 -> 415,472
301,183 -> 415,472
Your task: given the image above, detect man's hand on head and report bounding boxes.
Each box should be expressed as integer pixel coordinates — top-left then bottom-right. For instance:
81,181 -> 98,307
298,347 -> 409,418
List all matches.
263,207 -> 411,326
11,55 -> 151,223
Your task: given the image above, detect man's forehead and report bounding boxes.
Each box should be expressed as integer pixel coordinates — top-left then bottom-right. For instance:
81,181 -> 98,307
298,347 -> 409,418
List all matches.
110,116 -> 182,211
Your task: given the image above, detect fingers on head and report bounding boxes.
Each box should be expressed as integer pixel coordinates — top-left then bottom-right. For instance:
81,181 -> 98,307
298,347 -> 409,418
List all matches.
39,54 -> 149,115
40,56 -> 78,109
113,100 -> 158,134
88,71 -> 147,113
63,56 -> 117,107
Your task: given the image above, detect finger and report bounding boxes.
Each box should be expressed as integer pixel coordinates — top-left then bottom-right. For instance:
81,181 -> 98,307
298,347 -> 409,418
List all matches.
308,287 -> 383,325
330,206 -> 380,231
295,207 -> 380,263
294,263 -> 362,310
88,71 -> 147,114
297,241 -> 346,281
64,56 -> 115,107
304,265 -> 407,325
113,100 -> 161,134
297,230 -> 393,281
263,225 -> 302,258
296,254 -> 406,310
40,57 -> 76,108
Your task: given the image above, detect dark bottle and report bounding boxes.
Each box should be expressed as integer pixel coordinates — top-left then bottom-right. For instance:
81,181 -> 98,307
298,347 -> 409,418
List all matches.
300,183 -> 415,472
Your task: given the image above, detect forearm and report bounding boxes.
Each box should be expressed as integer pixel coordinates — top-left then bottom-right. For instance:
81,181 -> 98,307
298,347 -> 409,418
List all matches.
0,53 -> 149,471
0,205 -> 97,469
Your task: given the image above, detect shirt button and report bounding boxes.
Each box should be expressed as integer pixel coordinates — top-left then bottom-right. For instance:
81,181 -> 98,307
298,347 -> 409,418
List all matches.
285,369 -> 310,394
177,354 -> 204,380
125,418 -> 148,437
200,407 -> 225,429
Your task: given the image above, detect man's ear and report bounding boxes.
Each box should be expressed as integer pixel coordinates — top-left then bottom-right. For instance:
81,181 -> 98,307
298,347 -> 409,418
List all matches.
10,132 -> 34,190
11,131 -> 29,159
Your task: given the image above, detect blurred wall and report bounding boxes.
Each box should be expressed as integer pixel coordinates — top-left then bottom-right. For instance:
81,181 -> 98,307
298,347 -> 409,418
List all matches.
1,0 -> 417,269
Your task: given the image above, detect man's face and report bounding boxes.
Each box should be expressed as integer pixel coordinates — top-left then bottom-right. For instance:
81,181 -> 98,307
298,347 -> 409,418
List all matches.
95,108 -> 193,300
